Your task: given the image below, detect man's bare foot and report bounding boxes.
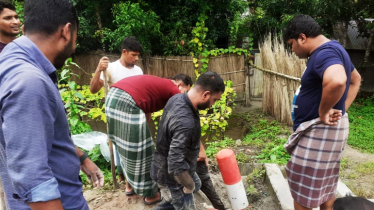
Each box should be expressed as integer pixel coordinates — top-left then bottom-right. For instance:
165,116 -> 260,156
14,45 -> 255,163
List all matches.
144,192 -> 161,203
118,174 -> 125,183
125,181 -> 133,194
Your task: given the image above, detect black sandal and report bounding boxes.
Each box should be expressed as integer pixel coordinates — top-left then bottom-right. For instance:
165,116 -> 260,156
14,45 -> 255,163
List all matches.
125,189 -> 135,196
143,193 -> 163,205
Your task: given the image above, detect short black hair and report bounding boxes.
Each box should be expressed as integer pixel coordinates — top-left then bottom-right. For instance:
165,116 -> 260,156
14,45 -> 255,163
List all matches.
283,14 -> 322,42
0,1 -> 16,14
195,71 -> 225,94
121,36 -> 142,53
171,74 -> 193,87
333,195 -> 374,210
24,0 -> 79,36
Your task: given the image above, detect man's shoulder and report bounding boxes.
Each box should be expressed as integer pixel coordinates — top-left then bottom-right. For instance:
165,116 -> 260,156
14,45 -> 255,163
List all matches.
169,93 -> 184,102
1,59 -> 41,80
315,41 -> 346,56
134,65 -> 143,71
166,95 -> 195,118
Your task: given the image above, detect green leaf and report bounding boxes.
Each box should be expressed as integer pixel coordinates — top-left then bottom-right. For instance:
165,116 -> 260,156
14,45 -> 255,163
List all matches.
59,88 -> 67,94
60,69 -> 69,80
68,81 -> 76,90
270,154 -> 277,162
74,92 -> 84,100
64,101 -> 71,108
70,118 -> 79,127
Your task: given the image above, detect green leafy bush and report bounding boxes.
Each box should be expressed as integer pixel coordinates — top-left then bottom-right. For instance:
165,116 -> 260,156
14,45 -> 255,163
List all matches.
58,59 -> 106,134
102,2 -> 161,53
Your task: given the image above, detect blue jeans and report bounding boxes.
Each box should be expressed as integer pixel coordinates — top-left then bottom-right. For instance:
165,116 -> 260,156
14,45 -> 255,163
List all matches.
154,173 -> 201,210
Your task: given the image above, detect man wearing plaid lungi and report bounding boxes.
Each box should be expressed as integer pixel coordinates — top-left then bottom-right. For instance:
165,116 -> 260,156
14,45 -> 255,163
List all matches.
283,15 -> 361,210
105,74 -> 192,205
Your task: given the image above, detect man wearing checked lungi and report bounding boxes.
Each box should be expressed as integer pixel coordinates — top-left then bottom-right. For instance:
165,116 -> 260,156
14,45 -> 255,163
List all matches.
283,15 -> 362,210
105,74 -> 192,205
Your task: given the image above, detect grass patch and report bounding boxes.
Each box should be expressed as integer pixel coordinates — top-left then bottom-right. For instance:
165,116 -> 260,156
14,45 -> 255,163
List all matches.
355,162 -> 374,175
206,114 -> 291,165
340,159 -> 374,198
243,119 -> 291,165
340,158 -> 348,171
205,137 -> 236,158
347,96 -> 374,154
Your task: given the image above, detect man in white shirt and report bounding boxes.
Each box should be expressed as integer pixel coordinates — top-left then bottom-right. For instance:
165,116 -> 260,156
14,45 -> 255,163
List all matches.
90,36 -> 143,189
90,36 -> 143,92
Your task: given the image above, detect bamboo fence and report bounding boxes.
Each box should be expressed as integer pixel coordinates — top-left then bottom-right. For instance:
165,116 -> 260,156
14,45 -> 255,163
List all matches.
72,51 -> 247,101
257,33 -> 306,125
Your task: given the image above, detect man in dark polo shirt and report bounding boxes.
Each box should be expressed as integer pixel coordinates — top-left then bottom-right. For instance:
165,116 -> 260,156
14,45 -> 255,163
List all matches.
0,1 -> 20,53
105,74 -> 192,205
152,71 -> 225,210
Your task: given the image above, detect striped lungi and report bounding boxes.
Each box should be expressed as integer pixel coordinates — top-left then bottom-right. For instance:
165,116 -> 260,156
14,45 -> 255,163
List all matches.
105,87 -> 158,197
284,114 -> 349,208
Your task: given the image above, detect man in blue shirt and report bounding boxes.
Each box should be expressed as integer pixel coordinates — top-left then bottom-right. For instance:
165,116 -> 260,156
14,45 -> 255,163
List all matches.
283,15 -> 361,210
0,0 -> 104,209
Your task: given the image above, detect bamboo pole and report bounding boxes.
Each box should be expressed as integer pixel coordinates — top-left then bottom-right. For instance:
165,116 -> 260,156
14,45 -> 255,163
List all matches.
0,177 -> 5,210
250,64 -> 301,82
245,66 -> 251,106
103,69 -> 117,189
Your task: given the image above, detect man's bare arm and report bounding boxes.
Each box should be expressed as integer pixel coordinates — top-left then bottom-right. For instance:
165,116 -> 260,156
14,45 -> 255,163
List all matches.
28,199 -> 63,210
197,142 -> 208,165
345,69 -> 361,111
319,64 -> 347,125
90,56 -> 109,94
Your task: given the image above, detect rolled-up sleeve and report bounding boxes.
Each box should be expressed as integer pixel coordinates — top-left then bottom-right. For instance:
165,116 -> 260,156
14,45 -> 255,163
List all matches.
1,72 -> 60,203
167,117 -> 193,176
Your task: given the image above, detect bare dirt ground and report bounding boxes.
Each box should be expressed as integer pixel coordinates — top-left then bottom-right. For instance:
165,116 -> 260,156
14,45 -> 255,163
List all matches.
83,169 -> 278,210
340,145 -> 374,198
83,102 -> 279,210
84,100 -> 374,209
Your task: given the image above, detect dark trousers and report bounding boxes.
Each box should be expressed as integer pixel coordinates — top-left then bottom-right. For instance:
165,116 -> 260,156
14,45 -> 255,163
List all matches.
155,173 -> 201,210
196,161 -> 226,210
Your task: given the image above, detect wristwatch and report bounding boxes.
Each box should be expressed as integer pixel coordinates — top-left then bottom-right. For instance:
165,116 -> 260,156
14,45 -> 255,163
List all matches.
79,151 -> 89,164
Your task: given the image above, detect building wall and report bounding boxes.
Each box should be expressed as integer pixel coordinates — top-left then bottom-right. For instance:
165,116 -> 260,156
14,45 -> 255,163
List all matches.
347,49 -> 374,93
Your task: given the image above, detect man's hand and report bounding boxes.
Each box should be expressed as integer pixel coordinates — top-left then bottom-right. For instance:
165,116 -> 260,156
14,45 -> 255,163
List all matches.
319,109 -> 342,125
183,186 -> 194,194
80,158 -> 104,189
197,142 -> 208,165
96,56 -> 109,73
174,171 -> 195,194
